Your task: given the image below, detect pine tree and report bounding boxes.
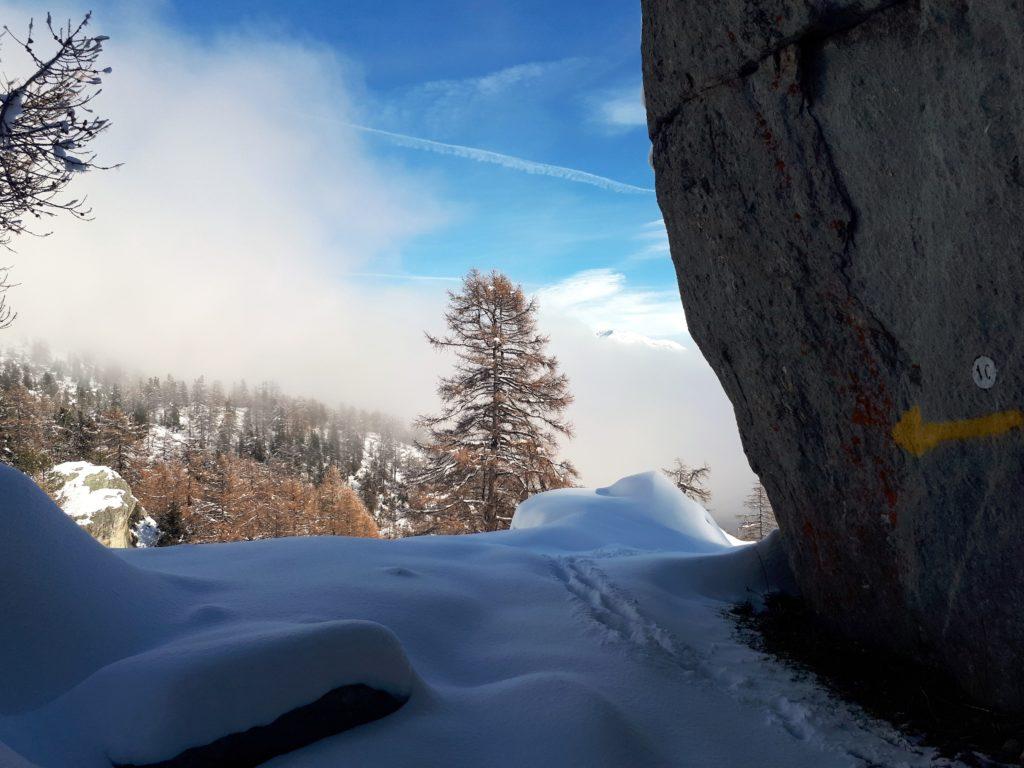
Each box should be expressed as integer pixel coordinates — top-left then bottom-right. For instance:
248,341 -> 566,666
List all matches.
738,481 -> 778,541
662,459 -> 712,504
415,269 -> 577,532
215,401 -> 237,456
163,402 -> 181,429
190,376 -> 210,449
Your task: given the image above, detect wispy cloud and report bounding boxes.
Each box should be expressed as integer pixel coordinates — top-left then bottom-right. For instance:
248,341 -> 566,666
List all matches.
419,60 -> 579,100
4,5 -> 450,421
631,218 -> 670,260
350,124 -> 654,195
593,84 -> 647,130
538,268 -> 686,342
380,58 -> 587,137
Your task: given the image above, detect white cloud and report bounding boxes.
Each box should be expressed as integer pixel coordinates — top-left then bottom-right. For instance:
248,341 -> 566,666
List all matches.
542,316 -> 756,529
382,58 -> 585,137
441,61 -> 566,97
630,218 -> 671,260
538,269 -> 687,341
1,2 -> 450,421
595,84 -> 647,129
595,329 -> 684,352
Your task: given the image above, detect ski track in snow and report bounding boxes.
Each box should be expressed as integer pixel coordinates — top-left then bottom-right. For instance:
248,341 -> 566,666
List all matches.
550,554 -> 965,768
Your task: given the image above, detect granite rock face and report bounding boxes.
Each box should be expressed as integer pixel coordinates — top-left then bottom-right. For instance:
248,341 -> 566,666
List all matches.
643,0 -> 1024,709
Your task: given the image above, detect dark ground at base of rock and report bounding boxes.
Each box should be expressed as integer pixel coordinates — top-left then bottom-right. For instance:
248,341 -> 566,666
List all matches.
732,596 -> 1024,767
115,683 -> 406,768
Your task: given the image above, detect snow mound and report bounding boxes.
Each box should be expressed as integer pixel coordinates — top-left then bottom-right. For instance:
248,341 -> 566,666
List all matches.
511,471 -> 737,550
0,465 -> 178,714
65,619 -> 414,766
0,465 -> 417,766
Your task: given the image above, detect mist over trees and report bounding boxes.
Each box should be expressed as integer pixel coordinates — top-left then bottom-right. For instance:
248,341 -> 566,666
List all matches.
0,344 -> 418,541
415,270 -> 577,532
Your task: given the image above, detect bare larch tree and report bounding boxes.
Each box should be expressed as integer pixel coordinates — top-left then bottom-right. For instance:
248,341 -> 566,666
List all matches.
415,269 -> 577,532
738,481 -> 778,541
662,459 -> 711,504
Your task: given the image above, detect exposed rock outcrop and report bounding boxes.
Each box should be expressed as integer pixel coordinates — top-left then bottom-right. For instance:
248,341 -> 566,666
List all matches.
43,462 -> 158,548
643,1 -> 1024,709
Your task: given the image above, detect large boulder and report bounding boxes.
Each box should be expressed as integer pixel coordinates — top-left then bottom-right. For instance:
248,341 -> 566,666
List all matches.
43,462 -> 158,548
643,1 -> 1024,709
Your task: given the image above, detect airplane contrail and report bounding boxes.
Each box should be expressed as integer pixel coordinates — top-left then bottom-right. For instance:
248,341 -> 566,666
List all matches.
348,124 -> 654,195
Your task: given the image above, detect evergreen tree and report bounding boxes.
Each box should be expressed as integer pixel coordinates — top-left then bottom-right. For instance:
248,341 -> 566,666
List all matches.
215,401 -> 237,456
190,376 -> 210,449
163,403 -> 181,429
70,409 -> 98,460
415,270 -> 576,532
40,371 -> 58,398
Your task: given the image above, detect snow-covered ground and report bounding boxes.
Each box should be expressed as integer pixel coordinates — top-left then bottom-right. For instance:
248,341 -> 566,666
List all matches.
0,465 -> 961,767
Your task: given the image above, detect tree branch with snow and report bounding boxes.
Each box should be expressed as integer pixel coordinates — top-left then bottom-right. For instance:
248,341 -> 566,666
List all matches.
0,12 -> 114,249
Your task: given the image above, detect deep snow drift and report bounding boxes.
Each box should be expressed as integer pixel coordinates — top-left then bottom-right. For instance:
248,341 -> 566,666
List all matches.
0,467 -> 962,767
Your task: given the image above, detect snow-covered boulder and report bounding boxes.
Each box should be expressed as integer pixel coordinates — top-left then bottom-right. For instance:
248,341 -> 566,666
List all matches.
42,461 -> 157,548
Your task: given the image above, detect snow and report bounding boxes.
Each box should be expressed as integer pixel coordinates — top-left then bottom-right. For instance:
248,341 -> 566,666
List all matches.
132,513 -> 160,547
511,471 -> 735,550
48,461 -> 126,526
0,466 -> 962,767
0,91 -> 23,136
45,620 -> 413,766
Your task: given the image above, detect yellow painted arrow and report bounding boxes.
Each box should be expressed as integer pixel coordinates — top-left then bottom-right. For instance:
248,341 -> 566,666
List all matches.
892,405 -> 1024,457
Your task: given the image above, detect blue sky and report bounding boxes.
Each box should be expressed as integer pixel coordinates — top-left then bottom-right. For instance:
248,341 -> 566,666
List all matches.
153,0 -> 679,333
3,0 -> 754,519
